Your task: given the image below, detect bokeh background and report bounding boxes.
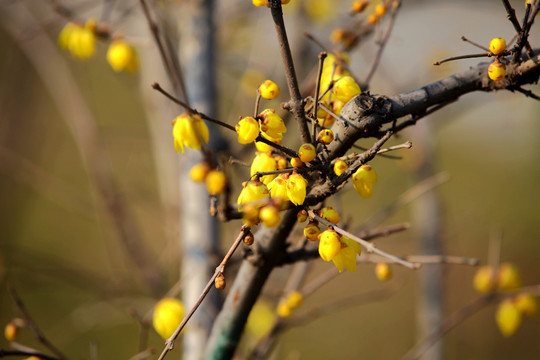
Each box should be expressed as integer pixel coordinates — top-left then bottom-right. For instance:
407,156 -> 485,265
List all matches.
1,0 -> 539,359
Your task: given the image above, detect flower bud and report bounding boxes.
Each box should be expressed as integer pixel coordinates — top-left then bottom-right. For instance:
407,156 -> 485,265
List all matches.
236,116 -> 260,144
319,207 -> 341,224
259,205 -> 281,228
298,143 -> 317,162
318,229 -> 342,261
496,299 -> 522,337
473,266 -> 496,294
333,159 -> 349,176
259,80 -> 280,100
297,209 -> 308,223
215,273 -> 226,290
317,129 -> 335,145
514,292 -> 538,316
375,262 -> 392,281
488,61 -> 506,81
189,163 -> 210,183
4,321 -> 17,342
352,165 -> 378,198
304,221 -> 320,241
205,170 -> 227,195
489,37 -> 507,55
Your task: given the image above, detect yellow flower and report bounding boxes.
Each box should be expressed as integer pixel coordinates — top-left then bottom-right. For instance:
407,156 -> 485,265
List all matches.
318,229 -> 342,262
352,165 -> 378,199
172,113 -> 209,153
317,129 -> 334,145
259,109 -> 287,139
205,170 -> 226,195
497,263 -> 522,291
333,75 -> 361,103
107,39 -> 139,72
514,293 -> 538,316
473,266 -> 496,294
286,173 -> 308,205
488,61 -> 506,81
4,321 -> 17,342
62,22 -> 96,59
375,262 -> 392,280
251,152 -> 277,185
152,297 -> 185,340
275,155 -> 288,170
297,209 -> 308,222
285,291 -> 303,308
304,221 -> 320,241
237,180 -> 269,207
58,22 -> 78,50
259,80 -> 280,99
235,116 -> 260,144
334,159 -> 349,176
298,143 -> 317,163
267,174 -> 289,202
496,299 -> 522,337
489,37 -> 507,55
277,300 -> 292,318
290,157 -> 304,168
189,162 -> 210,183
331,236 -> 362,272
319,207 -> 341,224
259,205 -> 280,228
246,301 -> 275,338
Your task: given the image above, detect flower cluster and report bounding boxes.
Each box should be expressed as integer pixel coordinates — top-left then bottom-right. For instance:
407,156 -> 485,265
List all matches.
58,20 -> 139,73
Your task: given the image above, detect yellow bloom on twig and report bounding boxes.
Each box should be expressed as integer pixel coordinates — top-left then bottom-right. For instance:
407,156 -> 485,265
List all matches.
107,39 -> 139,73
286,173 -> 308,205
352,165 -> 377,198
236,116 -> 260,144
331,236 -> 362,272
318,229 -> 342,262
152,297 -> 185,340
172,113 -> 209,153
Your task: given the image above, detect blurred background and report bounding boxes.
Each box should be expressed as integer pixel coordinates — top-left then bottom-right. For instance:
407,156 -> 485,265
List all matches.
1,0 -> 539,359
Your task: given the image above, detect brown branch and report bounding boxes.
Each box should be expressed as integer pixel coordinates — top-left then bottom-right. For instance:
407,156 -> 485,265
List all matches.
501,0 -> 534,61
0,349 -> 61,360
269,2 -> 311,144
8,286 -> 67,360
157,227 -> 250,360
139,0 -> 188,101
363,0 -> 401,86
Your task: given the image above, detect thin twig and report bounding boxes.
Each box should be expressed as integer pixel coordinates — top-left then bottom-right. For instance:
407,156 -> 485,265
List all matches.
309,211 -> 419,269
501,0 -> 534,61
512,86 -> 540,100
360,254 -> 479,266
461,35 -> 490,52
139,0 -> 188,101
363,0 -> 401,86
433,52 -> 489,66
312,52 -> 327,142
152,82 -> 236,131
157,227 -> 250,360
8,286 -> 68,360
269,2 -> 311,144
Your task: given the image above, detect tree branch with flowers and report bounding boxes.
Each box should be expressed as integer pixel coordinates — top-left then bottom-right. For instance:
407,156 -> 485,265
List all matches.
1,0 -> 540,360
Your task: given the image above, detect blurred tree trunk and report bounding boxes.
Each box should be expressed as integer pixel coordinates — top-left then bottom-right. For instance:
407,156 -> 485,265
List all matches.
177,1 -> 222,359
411,122 -> 443,360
